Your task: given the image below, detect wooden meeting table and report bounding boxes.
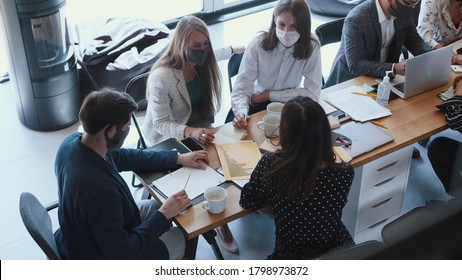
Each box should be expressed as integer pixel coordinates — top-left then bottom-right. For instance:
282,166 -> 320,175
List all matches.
135,73 -> 452,258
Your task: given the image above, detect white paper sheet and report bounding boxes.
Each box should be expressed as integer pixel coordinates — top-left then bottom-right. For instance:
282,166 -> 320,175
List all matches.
152,162 -> 225,199
324,86 -> 391,122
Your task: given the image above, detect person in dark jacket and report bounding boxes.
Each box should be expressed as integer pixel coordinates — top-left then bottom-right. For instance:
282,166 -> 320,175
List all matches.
54,88 -> 208,259
325,0 -> 431,87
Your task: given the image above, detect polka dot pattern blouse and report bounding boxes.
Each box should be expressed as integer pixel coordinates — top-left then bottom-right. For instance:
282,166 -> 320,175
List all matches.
240,153 -> 355,259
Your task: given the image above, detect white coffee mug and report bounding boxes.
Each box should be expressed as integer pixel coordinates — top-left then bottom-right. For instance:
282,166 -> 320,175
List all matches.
257,114 -> 280,137
202,186 -> 227,214
267,102 -> 284,115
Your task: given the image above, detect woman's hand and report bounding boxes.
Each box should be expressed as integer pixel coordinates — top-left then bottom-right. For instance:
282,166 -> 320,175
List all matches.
177,150 -> 209,169
232,112 -> 248,129
184,127 -> 214,144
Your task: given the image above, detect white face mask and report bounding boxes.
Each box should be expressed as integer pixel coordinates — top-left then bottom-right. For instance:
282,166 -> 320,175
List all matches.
275,28 -> 300,48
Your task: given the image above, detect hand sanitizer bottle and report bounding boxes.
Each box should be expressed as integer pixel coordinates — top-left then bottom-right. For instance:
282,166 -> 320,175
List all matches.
377,71 -> 392,106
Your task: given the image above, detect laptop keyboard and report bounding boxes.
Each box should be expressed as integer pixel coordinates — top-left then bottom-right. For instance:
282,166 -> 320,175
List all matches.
394,82 -> 405,92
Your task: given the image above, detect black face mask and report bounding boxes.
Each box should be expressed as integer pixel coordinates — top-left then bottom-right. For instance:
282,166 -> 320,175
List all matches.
388,0 -> 415,19
105,126 -> 130,151
187,47 -> 211,67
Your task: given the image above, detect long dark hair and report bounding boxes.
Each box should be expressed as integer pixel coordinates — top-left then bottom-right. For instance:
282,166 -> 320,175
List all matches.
260,0 -> 314,59
265,96 -> 336,202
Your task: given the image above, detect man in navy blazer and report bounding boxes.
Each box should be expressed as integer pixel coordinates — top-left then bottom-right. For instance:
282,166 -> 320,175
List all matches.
325,0 -> 431,87
54,88 -> 209,259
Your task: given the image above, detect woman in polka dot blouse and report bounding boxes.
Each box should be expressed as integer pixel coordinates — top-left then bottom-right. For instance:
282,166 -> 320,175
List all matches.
240,96 -> 355,259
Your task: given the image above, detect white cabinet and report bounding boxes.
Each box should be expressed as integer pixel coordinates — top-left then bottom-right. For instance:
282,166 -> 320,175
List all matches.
342,146 -> 413,243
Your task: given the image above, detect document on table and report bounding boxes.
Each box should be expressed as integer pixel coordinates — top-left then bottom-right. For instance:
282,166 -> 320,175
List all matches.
152,162 -> 225,200
212,121 -> 248,145
324,85 -> 391,122
215,141 -> 261,181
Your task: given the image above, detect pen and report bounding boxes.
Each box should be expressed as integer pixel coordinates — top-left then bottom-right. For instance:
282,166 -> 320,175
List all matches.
336,137 -> 350,148
183,174 -> 191,190
371,121 -> 387,129
352,91 -> 377,97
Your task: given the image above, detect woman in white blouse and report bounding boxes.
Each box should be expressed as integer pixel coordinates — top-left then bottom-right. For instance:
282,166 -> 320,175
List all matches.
418,0 -> 462,63
230,0 -> 322,128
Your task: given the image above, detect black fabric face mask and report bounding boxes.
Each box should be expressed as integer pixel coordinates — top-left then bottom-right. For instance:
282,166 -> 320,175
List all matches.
187,47 -> 211,67
105,126 -> 130,151
388,0 -> 416,19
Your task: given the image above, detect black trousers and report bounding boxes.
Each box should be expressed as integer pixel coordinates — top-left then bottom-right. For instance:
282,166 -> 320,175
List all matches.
224,100 -> 271,124
427,137 -> 461,196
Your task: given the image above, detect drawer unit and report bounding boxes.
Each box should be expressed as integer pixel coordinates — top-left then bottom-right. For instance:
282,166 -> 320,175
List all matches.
342,146 -> 412,243
358,172 -> 408,207
354,213 -> 401,244
356,192 -> 403,232
361,146 -> 412,191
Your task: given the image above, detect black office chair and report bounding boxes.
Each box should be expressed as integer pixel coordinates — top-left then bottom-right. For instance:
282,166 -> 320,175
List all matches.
315,17 -> 345,86
225,53 -> 244,123
315,240 -> 384,260
125,72 -> 150,111
19,192 -> 60,260
227,53 -> 244,93
380,206 -> 429,246
125,73 -> 149,189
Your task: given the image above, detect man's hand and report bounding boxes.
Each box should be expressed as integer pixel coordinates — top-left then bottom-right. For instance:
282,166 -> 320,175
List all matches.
177,150 -> 209,169
159,190 -> 191,219
232,112 -> 248,129
394,61 -> 406,76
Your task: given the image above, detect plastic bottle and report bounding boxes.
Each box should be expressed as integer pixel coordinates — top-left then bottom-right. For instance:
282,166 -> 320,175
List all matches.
376,71 -> 392,106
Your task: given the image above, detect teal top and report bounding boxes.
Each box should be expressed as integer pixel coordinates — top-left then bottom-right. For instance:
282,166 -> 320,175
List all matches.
186,77 -> 211,127
186,77 -> 202,107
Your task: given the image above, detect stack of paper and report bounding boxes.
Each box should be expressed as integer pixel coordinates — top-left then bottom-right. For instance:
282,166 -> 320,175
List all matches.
324,86 -> 391,122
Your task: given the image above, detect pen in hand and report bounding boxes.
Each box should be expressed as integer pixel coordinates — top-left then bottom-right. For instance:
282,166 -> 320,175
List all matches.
183,174 -> 191,190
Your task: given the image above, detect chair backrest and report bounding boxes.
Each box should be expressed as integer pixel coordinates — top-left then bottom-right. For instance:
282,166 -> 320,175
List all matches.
132,112 -> 147,150
125,72 -> 150,111
376,202 -> 462,259
227,53 -> 244,93
315,18 -> 345,86
315,17 -> 345,47
19,192 -> 61,260
315,240 -> 383,260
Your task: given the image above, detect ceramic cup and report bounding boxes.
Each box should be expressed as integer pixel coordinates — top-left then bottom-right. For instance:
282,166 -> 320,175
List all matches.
202,186 -> 227,214
266,102 -> 284,115
257,114 -> 280,137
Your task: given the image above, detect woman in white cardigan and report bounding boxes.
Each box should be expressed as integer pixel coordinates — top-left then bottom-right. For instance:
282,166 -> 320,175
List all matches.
143,16 -> 243,146
142,15 -> 244,253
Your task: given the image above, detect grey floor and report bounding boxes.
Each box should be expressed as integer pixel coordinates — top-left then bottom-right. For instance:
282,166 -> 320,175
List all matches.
1,8 -> 460,260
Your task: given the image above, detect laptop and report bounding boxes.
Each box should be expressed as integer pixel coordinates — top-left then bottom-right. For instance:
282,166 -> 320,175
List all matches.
388,45 -> 453,99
